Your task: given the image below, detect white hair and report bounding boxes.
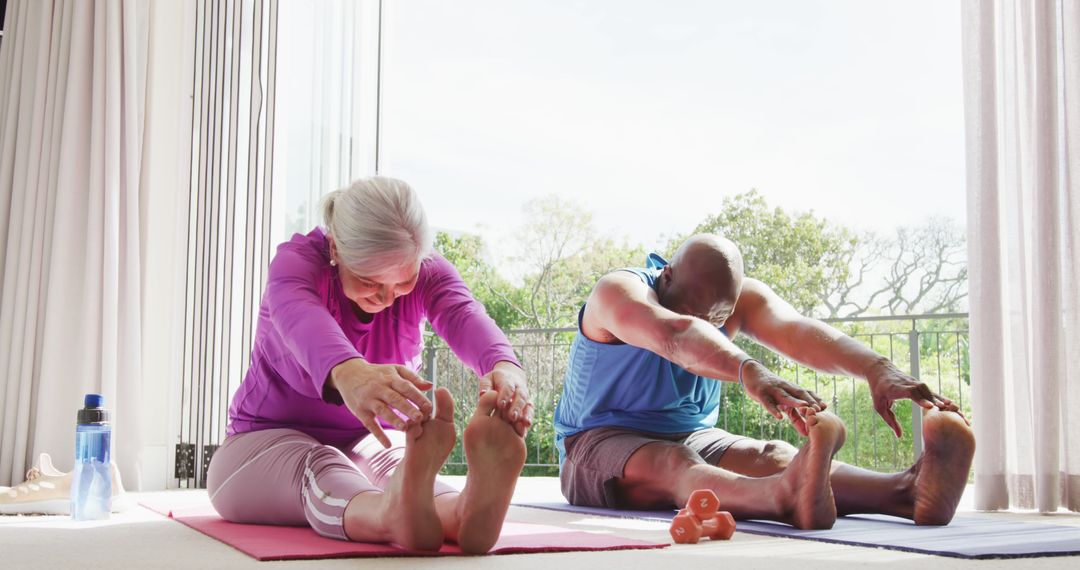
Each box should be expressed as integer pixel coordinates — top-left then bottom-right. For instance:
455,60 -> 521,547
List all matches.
321,176 -> 434,275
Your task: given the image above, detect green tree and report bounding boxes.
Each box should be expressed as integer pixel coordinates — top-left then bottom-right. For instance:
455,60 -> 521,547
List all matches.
433,231 -> 528,330
869,217 -> 968,315
674,191 -> 863,440
505,196 -> 645,329
431,199 -> 645,476
673,192 -> 970,470
669,189 -> 858,317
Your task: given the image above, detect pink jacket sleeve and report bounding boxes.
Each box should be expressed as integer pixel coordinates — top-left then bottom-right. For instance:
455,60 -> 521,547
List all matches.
264,240 -> 360,398
420,254 -> 521,376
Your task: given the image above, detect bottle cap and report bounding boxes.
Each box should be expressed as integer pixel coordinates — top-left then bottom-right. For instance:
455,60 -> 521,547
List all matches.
77,393 -> 110,425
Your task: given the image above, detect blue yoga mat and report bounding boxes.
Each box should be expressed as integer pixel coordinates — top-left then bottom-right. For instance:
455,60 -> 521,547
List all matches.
516,502 -> 1080,559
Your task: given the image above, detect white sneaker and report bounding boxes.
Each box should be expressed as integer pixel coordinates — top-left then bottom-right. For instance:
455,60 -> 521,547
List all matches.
0,453 -> 129,515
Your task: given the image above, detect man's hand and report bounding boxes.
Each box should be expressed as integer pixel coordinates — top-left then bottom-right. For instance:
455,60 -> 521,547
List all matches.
865,359 -> 966,438
742,360 -> 826,436
478,361 -> 533,437
330,358 -> 434,448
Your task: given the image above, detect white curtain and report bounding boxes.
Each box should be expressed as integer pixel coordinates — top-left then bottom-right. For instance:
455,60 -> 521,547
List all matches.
963,0 -> 1080,512
0,0 -> 148,488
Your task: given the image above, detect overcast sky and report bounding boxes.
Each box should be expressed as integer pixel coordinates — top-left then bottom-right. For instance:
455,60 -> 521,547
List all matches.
377,0 -> 966,255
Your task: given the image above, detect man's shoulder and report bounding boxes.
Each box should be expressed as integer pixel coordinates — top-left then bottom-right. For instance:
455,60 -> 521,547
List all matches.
582,269 -> 661,343
739,277 -> 771,295
591,270 -> 651,304
735,278 -> 772,305
599,268 -> 650,288
727,277 -> 775,332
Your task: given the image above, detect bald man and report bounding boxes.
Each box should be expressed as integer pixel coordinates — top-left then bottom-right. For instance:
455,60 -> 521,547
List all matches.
553,234 -> 975,529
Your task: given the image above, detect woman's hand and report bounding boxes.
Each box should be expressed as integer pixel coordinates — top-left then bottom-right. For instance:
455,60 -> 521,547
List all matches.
478,361 -> 533,437
741,360 -> 826,436
329,358 -> 434,447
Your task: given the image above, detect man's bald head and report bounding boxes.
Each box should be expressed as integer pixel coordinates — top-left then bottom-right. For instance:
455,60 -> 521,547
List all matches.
657,234 -> 745,325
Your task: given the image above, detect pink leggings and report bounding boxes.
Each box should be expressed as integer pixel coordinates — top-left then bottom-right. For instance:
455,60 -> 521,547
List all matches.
206,428 -> 458,541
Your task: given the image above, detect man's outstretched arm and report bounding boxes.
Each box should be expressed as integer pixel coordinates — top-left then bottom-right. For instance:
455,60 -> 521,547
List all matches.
585,272 -> 824,432
733,278 -> 962,437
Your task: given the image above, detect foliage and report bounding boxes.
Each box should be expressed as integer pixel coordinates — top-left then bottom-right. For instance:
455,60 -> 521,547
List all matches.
428,190 -> 971,475
824,218 -> 968,317
667,190 -> 859,316
666,190 -> 968,318
725,316 -> 972,471
435,197 -> 645,331
432,317 -> 972,476
505,196 -> 645,329
434,231 -> 528,330
430,335 -> 570,477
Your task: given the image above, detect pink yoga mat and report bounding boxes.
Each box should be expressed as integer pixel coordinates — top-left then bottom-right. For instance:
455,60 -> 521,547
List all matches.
140,497 -> 667,560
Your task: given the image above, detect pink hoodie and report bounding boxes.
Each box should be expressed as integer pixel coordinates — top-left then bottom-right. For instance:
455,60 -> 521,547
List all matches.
227,228 -> 520,447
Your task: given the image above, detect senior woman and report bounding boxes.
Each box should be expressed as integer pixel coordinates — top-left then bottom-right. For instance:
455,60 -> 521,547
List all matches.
207,177 -> 531,554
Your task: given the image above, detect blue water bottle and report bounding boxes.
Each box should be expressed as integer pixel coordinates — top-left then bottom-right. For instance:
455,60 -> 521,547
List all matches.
71,394 -> 112,520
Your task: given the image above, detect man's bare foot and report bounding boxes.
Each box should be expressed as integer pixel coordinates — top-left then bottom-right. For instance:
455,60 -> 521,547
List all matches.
778,409 -> 846,529
454,390 -> 527,554
911,408 -> 975,525
351,388 -> 456,551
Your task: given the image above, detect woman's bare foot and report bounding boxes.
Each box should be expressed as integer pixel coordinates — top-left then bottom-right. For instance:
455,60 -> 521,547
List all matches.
454,390 -> 527,554
911,408 -> 975,525
348,388 -> 456,551
778,409 -> 846,529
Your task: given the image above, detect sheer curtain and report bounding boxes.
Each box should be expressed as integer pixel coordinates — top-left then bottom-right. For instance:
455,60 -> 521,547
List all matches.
0,0 -> 148,487
963,0 -> 1080,512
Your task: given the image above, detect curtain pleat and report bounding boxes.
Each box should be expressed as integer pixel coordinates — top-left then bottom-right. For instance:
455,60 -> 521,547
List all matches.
177,0 -> 278,488
0,0 -> 147,487
963,0 -> 1080,513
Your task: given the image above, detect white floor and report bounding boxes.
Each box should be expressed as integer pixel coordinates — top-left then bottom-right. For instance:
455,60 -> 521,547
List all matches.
2,479 -> 1079,570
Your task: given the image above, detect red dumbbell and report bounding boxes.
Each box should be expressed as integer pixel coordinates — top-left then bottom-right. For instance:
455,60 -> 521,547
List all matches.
669,489 -> 736,544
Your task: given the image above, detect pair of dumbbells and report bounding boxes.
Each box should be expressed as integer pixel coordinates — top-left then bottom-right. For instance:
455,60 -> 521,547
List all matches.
669,489 -> 736,544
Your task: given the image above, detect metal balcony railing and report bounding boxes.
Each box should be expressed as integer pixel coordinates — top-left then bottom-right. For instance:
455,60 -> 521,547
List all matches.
424,313 -> 970,476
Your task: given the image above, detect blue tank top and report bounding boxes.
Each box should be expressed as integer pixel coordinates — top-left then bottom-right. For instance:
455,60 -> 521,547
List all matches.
553,253 -> 727,466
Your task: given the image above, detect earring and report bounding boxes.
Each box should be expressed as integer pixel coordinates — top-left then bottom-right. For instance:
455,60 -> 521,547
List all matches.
330,259 -> 337,267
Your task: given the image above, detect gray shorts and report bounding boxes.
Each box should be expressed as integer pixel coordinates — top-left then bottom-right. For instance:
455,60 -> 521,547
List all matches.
560,426 -> 747,508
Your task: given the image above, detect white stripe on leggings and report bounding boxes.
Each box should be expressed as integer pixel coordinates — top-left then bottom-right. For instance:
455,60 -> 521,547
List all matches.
300,485 -> 341,524
303,466 -> 351,507
302,486 -> 344,526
